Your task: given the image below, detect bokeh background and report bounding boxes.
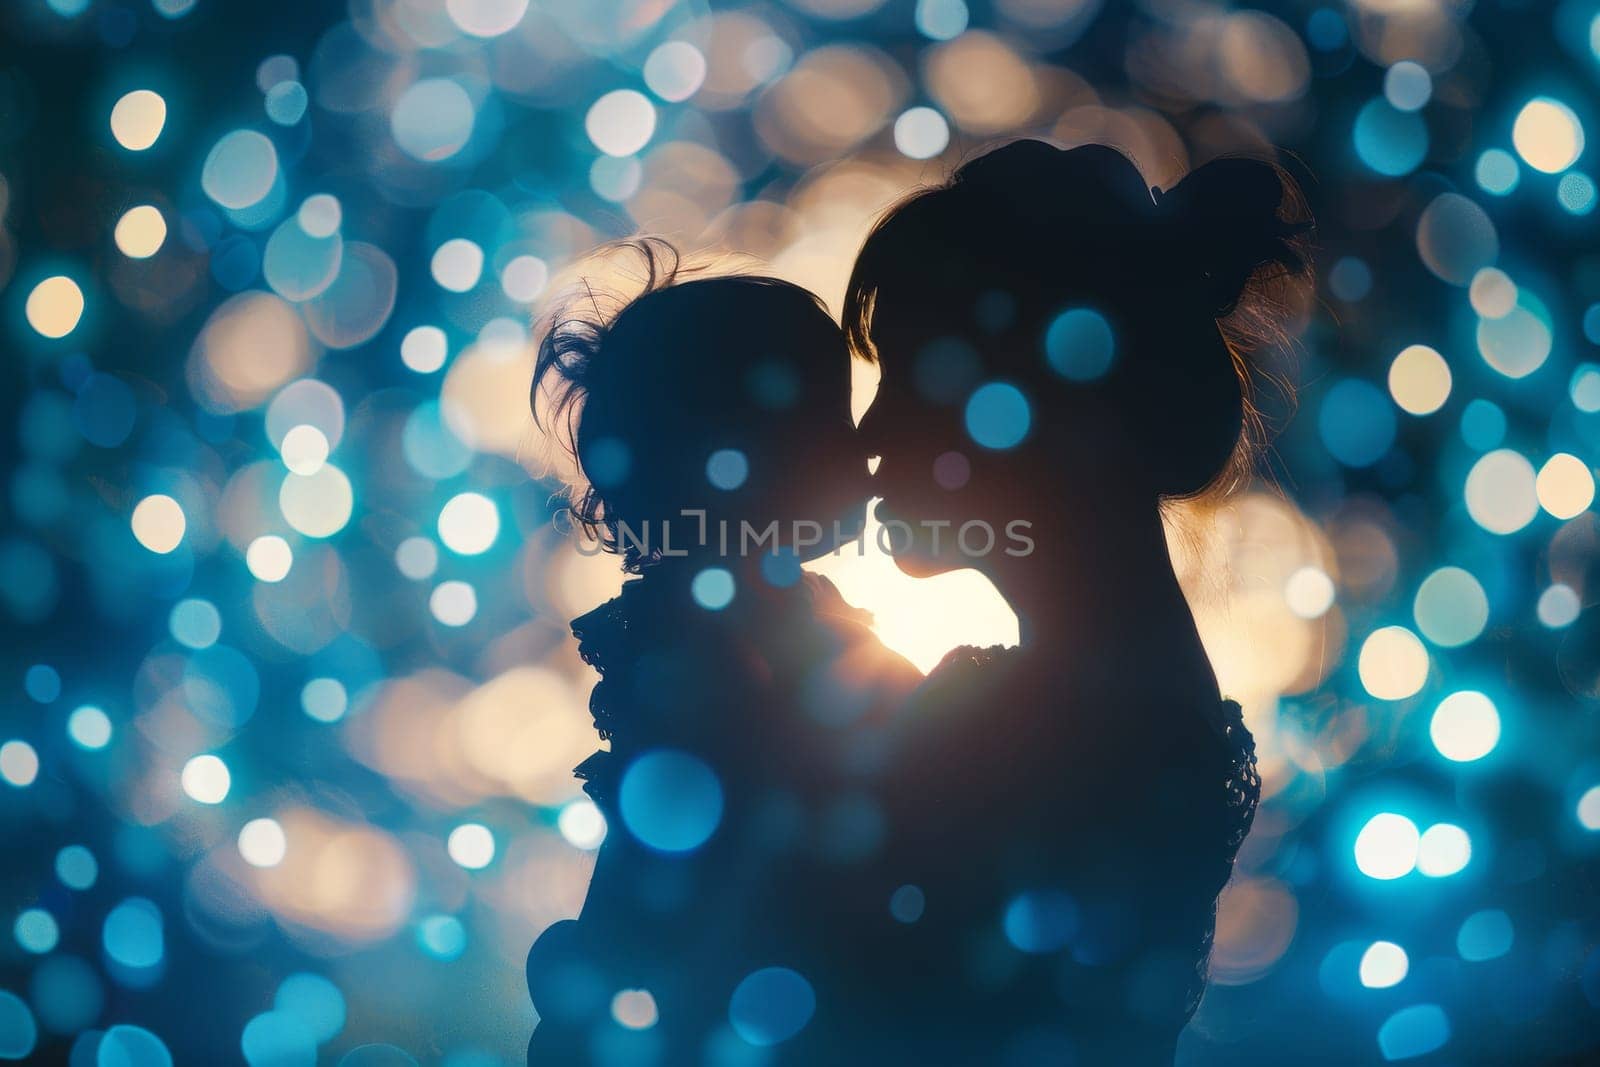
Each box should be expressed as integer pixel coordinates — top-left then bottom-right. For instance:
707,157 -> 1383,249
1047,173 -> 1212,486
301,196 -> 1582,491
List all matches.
2,0 -> 1600,1063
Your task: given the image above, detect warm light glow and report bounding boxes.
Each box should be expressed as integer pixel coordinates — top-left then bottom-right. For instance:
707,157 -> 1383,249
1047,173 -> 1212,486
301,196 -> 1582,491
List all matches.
807,507 -> 1017,673
1388,344 -> 1451,415
110,89 -> 166,150
25,275 -> 85,338
1512,97 -> 1584,174
1358,626 -> 1428,700
114,205 -> 167,258
1536,453 -> 1595,519
131,494 -> 186,553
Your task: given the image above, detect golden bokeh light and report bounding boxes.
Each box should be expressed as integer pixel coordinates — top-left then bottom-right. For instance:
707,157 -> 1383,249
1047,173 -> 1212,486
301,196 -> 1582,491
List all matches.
114,204 -> 168,259
25,275 -> 85,338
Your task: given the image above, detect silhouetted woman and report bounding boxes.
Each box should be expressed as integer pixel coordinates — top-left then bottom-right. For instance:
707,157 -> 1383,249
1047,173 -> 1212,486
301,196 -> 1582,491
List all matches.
830,141 -> 1311,1063
524,243 -> 920,1064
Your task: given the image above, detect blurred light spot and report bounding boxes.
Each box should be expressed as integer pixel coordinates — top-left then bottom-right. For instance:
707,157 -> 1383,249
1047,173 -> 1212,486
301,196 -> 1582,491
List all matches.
416,915 -> 467,961
170,598 -> 221,649
1536,453 -> 1594,518
239,818 -> 288,868
114,205 -> 167,259
620,750 -> 723,852
47,0 -> 90,13
392,79 -> 476,162
1459,399 -> 1505,451
1358,626 -> 1428,700
890,884 -> 925,923
280,425 -> 330,476
728,967 -> 815,1046
1468,268 -> 1516,319
445,0 -> 529,38
1538,584 -> 1580,628
24,665 -> 59,704
96,1025 -> 174,1066
1571,363 -> 1600,412
1354,98 -> 1427,177
1457,909 -> 1513,961
297,194 -> 341,238
279,465 -> 353,538
202,130 -> 279,210
400,326 -> 449,376
932,450 -> 970,490
263,217 -> 342,301
0,991 -> 34,1061
1354,812 -> 1420,880
110,90 -> 166,151
1359,941 -> 1408,988
1328,257 -> 1371,301
30,955 -> 101,1035
446,823 -> 494,869
706,449 -> 749,490
1475,148 -> 1520,196
102,899 -> 164,969
1004,890 -> 1078,953
1284,566 -> 1335,619
1558,172 -> 1597,215
1383,61 -> 1431,112
1430,690 -> 1500,762
438,492 -> 499,555
242,1010 -> 316,1067
56,845 -> 97,890
589,155 -> 641,202
1044,307 -> 1115,381
274,973 -> 345,1044
1416,193 -> 1497,286
301,678 -> 348,723
965,382 -> 1031,449
131,494 -> 185,553
153,0 -> 197,16
1513,97 -> 1584,173
916,0 -> 968,40
1388,344 -> 1450,415
1,740 -> 39,787
1578,785 -> 1600,829
611,989 -> 658,1030
586,89 -> 656,157
430,581 -> 478,626
1319,379 -> 1395,467
500,255 -> 548,303
395,537 -> 438,580
644,41 -> 707,102
68,705 -> 113,750
301,242 -> 397,349
893,106 -> 950,159
246,535 -> 293,583
431,239 -> 484,293
14,908 -> 58,954
26,275 -> 85,339
181,754 -> 231,804
1465,449 -> 1538,533
1377,1003 -> 1449,1060
1416,823 -> 1471,877
265,82 -> 309,126
1413,566 -> 1488,647
557,799 -> 607,849
692,568 -> 736,611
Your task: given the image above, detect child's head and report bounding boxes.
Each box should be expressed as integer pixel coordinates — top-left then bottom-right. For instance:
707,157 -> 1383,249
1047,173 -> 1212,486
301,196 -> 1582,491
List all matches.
533,241 -> 869,572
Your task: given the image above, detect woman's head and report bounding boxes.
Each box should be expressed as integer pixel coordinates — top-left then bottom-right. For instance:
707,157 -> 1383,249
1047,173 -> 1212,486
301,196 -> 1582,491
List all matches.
534,241 -> 868,572
844,140 -> 1311,574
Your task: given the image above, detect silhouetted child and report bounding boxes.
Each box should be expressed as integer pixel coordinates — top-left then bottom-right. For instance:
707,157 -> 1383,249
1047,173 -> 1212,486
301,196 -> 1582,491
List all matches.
524,241 -> 920,1065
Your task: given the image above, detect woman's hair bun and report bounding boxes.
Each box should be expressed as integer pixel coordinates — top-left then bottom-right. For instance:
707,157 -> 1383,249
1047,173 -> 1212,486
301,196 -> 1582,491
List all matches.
1158,157 -> 1312,317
